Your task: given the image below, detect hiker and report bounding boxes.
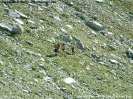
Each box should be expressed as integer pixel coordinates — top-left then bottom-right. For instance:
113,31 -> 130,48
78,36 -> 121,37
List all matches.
57,43 -> 60,52
61,43 -> 65,55
54,44 -> 59,56
71,42 -> 75,55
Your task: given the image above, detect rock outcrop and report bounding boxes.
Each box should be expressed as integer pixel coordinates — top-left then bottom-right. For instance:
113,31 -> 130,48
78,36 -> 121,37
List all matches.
85,21 -> 106,31
0,22 -> 24,35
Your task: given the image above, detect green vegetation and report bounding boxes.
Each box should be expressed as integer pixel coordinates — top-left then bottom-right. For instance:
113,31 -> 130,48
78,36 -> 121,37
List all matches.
0,0 -> 133,98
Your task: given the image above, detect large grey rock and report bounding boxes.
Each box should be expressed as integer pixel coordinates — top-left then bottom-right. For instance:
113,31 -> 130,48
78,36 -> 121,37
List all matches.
76,41 -> 84,49
0,23 -> 24,35
4,8 -> 20,18
71,36 -> 84,49
14,10 -> 29,19
85,21 -> 105,31
4,8 -> 28,19
60,35 -> 71,43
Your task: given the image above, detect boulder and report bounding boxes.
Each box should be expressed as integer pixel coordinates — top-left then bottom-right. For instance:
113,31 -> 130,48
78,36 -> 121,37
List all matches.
69,2 -> 74,6
66,25 -> 73,29
60,28 -> 67,33
53,16 -> 62,22
63,77 -> 76,84
14,18 -> 24,25
4,8 -> 20,18
27,20 -> 35,24
0,22 -> 24,35
4,8 -> 28,19
60,35 -> 71,43
76,41 -> 84,49
71,36 -> 84,49
109,59 -> 120,65
14,10 -> 29,19
126,48 -> 133,59
85,21 -> 105,31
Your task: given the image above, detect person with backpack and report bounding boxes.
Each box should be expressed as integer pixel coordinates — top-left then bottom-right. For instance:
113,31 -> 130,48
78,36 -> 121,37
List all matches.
71,42 -> 75,55
54,44 -> 59,56
61,43 -> 65,55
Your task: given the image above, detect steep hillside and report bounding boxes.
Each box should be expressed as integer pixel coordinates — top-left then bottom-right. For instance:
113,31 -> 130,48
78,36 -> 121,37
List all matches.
0,0 -> 133,99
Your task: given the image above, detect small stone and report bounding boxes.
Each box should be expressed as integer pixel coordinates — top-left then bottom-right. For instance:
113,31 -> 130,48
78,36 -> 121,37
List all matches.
0,60 -> 4,65
43,77 -> 51,81
60,28 -> 67,33
40,58 -> 45,62
15,50 -> 21,56
39,70 -> 46,75
22,89 -> 29,93
39,64 -> 45,69
66,25 -> 73,29
94,0 -> 104,3
28,20 -> 35,24
53,16 -> 62,22
109,59 -> 120,64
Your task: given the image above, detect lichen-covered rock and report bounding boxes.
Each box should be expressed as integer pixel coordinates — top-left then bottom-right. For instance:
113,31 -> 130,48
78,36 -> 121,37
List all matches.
85,21 -> 106,31
4,8 -> 28,19
0,22 -> 24,35
53,16 -> 62,22
76,41 -> 84,49
60,35 -> 71,43
14,18 -> 24,25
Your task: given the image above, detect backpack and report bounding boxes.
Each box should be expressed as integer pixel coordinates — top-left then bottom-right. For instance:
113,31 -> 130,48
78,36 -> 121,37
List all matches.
57,44 -> 60,49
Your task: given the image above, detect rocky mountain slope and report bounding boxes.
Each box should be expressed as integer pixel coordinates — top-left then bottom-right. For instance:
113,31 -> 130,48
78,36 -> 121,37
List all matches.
0,0 -> 133,98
